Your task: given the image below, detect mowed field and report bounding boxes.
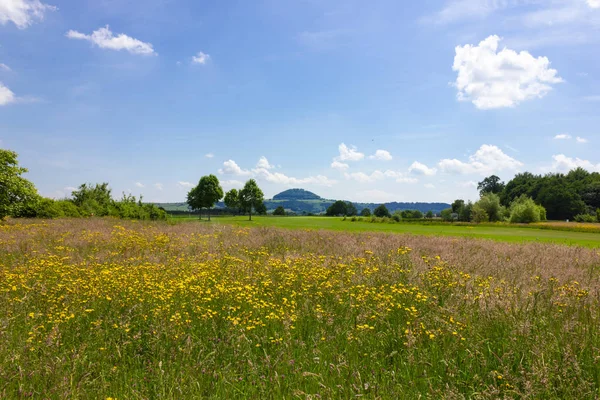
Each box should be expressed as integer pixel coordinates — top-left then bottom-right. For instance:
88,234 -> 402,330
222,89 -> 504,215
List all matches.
210,216 -> 600,248
2,218 -> 600,399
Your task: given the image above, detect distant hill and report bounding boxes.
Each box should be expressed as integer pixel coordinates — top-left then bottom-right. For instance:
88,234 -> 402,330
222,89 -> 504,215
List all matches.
155,188 -> 450,215
273,189 -> 321,201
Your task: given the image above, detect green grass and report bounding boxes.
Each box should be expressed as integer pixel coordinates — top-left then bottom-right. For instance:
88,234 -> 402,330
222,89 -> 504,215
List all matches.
211,216 -> 600,248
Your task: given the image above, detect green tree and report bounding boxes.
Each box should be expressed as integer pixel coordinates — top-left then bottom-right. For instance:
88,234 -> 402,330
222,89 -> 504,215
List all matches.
0,149 -> 39,219
273,206 -> 286,216
451,199 -> 465,214
500,172 -> 541,206
345,202 -> 358,216
509,195 -> 546,224
425,210 -> 434,219
373,204 -> 391,218
71,183 -> 113,216
474,193 -> 504,222
459,201 -> 473,222
187,175 -> 224,221
537,184 -> 586,220
239,179 -> 264,221
224,189 -> 241,214
478,175 -> 505,196
597,208 -> 600,223
471,204 -> 489,223
326,200 -> 348,216
255,202 -> 267,215
440,208 -> 453,222
361,208 -> 371,217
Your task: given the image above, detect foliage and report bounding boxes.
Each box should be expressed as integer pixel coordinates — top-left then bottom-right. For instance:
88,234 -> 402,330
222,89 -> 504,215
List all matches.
425,211 -> 434,219
373,204 -> 391,218
360,208 -> 371,217
509,195 -> 547,224
239,179 -> 265,221
440,208 -> 453,222
186,175 -> 224,220
471,204 -> 489,223
224,189 -> 241,214
345,202 -> 358,217
272,188 -> 321,200
574,214 -> 597,223
255,202 -> 267,215
598,208 -> 600,223
326,200 -> 348,216
474,193 -> 504,222
401,209 -> 424,219
477,175 -> 505,196
71,183 -> 113,216
273,206 -> 286,216
0,149 -> 40,219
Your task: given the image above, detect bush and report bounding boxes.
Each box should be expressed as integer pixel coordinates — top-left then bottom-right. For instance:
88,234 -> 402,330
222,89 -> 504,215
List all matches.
474,193 -> 503,222
34,198 -> 64,219
509,196 -> 547,224
597,208 -> 600,222
273,206 -> 286,216
574,214 -> 597,223
350,216 -> 357,222
360,208 -> 371,217
440,208 -> 453,222
392,215 -> 401,222
471,204 -> 489,223
57,200 -> 81,217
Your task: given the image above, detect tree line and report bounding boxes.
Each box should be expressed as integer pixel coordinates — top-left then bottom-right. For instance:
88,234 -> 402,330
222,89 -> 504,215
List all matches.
1,149 -> 167,220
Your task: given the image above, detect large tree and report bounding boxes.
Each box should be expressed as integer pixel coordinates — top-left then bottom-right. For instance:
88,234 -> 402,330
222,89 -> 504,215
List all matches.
187,175 -> 223,221
239,179 -> 264,221
224,189 -> 241,214
326,200 -> 348,216
373,204 -> 391,218
0,149 -> 39,219
478,175 -> 505,197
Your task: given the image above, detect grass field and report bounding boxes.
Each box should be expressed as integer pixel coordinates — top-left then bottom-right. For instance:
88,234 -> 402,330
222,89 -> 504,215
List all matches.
208,216 -> 600,248
2,218 -> 600,398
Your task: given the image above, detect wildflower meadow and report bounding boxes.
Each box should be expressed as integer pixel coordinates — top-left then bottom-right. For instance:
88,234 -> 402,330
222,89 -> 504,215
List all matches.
1,219 -> 600,399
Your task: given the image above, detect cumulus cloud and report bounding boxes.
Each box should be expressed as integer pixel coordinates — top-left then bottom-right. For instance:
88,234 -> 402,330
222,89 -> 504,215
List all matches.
331,161 -> 349,171
221,179 -> 243,188
178,181 -> 194,188
453,35 -> 562,109
382,170 -> 419,184
135,182 -> 145,188
552,154 -> 600,172
554,134 -> 572,140
256,156 -> 274,170
192,51 -> 210,65
438,144 -> 523,175
0,82 -> 15,105
154,183 -> 164,191
66,26 -> 155,55
409,161 -> 437,176
205,153 -> 214,158
368,149 -> 393,161
344,171 -> 386,183
0,0 -> 55,29
576,136 -> 589,143
218,160 -> 253,176
336,143 -> 364,162
589,0 -> 600,8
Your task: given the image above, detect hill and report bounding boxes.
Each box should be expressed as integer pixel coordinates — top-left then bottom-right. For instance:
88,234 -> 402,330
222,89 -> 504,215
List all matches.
273,189 -> 321,201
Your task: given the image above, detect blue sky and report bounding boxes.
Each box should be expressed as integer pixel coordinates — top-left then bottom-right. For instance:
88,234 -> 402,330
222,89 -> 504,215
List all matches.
1,0 -> 599,203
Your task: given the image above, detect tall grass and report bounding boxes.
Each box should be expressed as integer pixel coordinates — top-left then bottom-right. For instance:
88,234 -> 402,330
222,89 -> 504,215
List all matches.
1,219 -> 600,398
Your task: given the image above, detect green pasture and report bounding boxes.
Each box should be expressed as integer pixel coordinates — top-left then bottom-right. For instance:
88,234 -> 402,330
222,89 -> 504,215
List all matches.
198,216 -> 600,248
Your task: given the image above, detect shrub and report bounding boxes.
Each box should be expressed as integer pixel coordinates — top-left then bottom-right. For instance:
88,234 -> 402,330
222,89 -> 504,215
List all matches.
34,198 -> 64,219
392,215 -> 401,222
350,216 -> 357,222
597,208 -> 600,223
273,206 -> 286,216
471,204 -> 489,223
56,200 -> 81,217
574,214 -> 597,223
440,208 -> 453,222
509,196 -> 547,224
360,208 -> 371,217
474,193 -> 503,222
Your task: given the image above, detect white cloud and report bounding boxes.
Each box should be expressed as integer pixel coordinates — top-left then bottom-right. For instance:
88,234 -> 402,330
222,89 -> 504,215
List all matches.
66,26 -> 155,55
589,0 -> 600,8
64,186 -> 77,192
453,35 -> 562,109
424,183 -> 436,189
0,0 -> 55,29
154,183 -> 164,191
178,181 -> 194,188
135,182 -> 145,188
438,144 -> 523,175
554,133 -> 572,140
458,181 -> 478,188
331,161 -> 349,171
552,154 -> 600,172
409,161 -> 437,176
576,136 -> 589,143
422,0 -> 516,24
205,153 -> 214,158
192,51 -> 210,65
255,168 -> 336,187
382,170 -> 419,184
221,180 -> 243,188
336,143 -> 364,162
368,149 -> 393,161
0,63 -> 11,71
218,159 -> 253,176
344,171 -> 386,183
256,156 -> 274,170
0,82 -> 15,105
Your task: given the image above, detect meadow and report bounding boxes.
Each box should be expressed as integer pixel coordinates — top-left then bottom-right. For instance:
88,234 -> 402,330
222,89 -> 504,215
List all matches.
2,218 -> 600,399
210,216 -> 600,248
